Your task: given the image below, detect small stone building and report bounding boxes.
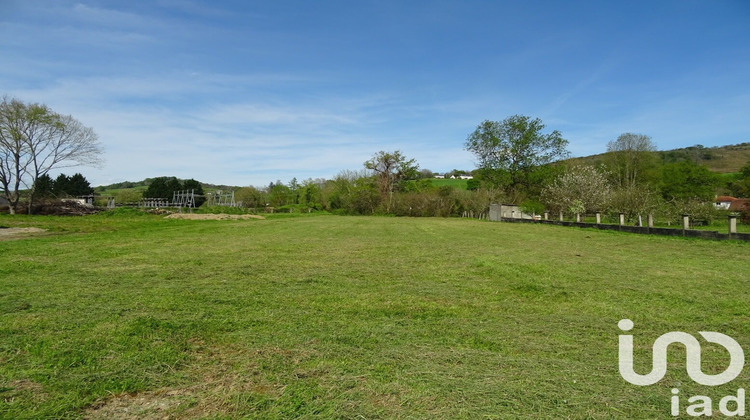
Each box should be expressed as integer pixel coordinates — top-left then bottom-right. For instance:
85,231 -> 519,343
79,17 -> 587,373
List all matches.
489,203 -> 534,221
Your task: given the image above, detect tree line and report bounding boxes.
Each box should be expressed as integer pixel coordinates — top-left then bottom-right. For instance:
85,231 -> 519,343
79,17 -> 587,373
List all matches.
109,115 -> 749,222
3,94 -> 747,221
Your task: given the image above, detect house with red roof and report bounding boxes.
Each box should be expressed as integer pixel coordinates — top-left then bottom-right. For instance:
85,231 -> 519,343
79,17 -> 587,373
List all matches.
715,196 -> 738,210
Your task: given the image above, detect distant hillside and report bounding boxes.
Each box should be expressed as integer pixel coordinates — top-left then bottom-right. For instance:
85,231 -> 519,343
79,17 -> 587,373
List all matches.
96,177 -> 241,193
568,142 -> 750,173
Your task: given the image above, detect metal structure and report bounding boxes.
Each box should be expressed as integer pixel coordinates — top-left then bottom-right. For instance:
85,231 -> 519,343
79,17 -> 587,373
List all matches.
206,190 -> 237,207
172,189 -> 196,209
141,198 -> 171,208
139,190 -> 199,211
76,194 -> 113,208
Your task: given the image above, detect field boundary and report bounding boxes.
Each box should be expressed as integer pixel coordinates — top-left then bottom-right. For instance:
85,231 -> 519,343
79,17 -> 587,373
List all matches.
499,217 -> 750,242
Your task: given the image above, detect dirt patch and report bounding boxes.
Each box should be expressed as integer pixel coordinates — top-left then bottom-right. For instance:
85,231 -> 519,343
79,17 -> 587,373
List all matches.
0,227 -> 46,240
4,379 -> 44,393
84,389 -> 192,420
164,214 -> 265,221
1,379 -> 48,405
85,343 -> 281,419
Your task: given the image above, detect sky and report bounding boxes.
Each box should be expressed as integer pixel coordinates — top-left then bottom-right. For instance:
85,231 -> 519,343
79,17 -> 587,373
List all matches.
2,0 -> 749,187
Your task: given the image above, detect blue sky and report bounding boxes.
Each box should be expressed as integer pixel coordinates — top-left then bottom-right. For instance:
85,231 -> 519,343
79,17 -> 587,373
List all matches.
2,1 -> 749,187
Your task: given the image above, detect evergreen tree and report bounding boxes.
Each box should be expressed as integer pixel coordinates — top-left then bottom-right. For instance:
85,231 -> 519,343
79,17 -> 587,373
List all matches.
53,174 -> 71,197
144,177 -> 182,199
67,173 -> 94,196
182,178 -> 206,207
33,174 -> 55,198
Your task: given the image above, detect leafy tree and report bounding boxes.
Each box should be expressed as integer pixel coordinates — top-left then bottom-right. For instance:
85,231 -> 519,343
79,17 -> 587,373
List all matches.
466,178 -> 481,191
472,167 -> 511,189
418,169 -> 435,179
729,161 -> 750,197
0,97 -> 103,214
364,150 -> 419,212
400,179 -> 434,193
235,186 -> 265,209
300,178 -> 324,209
324,170 -> 381,214
267,181 -> 292,207
288,177 -> 301,204
660,161 -> 718,201
464,115 -> 569,194
605,133 -> 658,188
520,199 -> 545,216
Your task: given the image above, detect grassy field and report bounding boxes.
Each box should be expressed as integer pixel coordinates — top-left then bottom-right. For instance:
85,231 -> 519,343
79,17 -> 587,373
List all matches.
429,178 -> 469,189
1,212 -> 749,418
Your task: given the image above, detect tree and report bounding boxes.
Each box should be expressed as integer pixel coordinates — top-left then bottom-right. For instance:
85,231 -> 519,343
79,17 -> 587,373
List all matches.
729,161 -> 750,198
182,178 -> 206,207
464,115 -> 569,194
52,173 -> 71,197
605,133 -> 658,188
0,97 -> 103,214
50,173 -> 94,197
143,176 -> 182,199
364,150 -> 419,212
466,178 -> 481,191
299,178 -> 324,209
541,165 -> 611,215
66,173 -> 94,197
660,161 -> 718,201
235,186 -> 265,209
609,185 -> 661,222
267,181 -> 292,207
33,173 -> 54,199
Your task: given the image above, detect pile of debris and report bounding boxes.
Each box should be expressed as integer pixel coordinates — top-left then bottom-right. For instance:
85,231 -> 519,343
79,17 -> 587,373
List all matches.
31,200 -> 102,216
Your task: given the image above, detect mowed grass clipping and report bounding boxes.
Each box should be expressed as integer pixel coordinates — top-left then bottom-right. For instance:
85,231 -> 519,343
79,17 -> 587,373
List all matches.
1,212 -> 749,419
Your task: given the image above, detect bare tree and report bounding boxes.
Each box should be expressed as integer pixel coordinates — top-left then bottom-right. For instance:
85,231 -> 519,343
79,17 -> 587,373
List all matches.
0,97 -> 103,214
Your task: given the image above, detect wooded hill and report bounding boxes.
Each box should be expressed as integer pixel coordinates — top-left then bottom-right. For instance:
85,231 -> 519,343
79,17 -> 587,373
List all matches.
567,142 -> 750,173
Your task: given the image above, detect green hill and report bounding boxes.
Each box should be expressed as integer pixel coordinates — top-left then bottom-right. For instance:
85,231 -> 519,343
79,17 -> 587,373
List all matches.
569,142 -> 750,173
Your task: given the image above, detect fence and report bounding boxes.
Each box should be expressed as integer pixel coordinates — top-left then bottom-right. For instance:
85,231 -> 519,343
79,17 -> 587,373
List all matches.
489,204 -> 750,242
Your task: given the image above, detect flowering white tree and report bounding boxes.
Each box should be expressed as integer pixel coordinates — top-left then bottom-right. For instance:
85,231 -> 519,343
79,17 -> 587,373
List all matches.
541,165 -> 611,214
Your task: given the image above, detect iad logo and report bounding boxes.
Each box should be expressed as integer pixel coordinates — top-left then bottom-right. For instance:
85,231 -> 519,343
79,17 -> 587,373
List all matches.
618,319 -> 746,417
618,319 -> 744,386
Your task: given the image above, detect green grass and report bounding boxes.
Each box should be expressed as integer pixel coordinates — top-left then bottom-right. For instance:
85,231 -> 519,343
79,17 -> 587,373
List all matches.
1,212 -> 749,418
429,178 -> 469,189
